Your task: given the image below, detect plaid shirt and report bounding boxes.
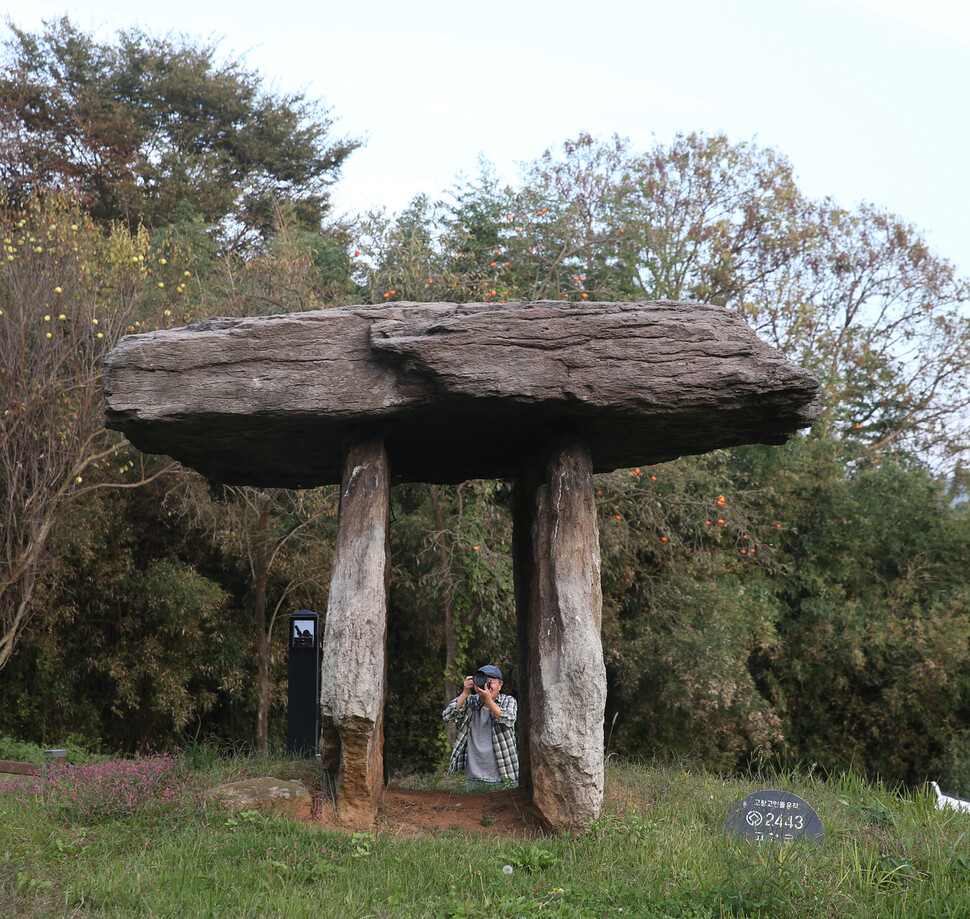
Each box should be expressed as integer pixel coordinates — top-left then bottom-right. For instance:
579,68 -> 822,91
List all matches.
442,692 -> 519,787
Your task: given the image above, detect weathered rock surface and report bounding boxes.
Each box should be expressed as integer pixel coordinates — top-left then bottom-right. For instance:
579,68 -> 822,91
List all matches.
514,436 -> 607,832
103,300 -> 820,487
319,439 -> 391,828
207,777 -> 312,816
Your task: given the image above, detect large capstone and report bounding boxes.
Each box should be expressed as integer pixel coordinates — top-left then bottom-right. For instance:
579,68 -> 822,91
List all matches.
103,300 -> 819,487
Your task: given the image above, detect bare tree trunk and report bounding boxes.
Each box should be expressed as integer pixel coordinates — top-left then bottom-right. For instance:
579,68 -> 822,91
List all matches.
0,445 -> 172,673
0,563 -> 39,674
430,485 -> 458,746
254,496 -> 272,754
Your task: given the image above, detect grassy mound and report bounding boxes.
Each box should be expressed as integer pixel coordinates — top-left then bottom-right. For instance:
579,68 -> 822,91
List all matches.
1,753 -> 966,918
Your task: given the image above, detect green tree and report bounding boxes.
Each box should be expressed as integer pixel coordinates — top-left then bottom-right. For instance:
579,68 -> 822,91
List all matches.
594,453 -> 787,767
747,202 -> 970,464
0,17 -> 360,249
521,133 -> 970,462
355,195 -> 449,303
177,483 -> 336,753
359,133 -> 970,464
380,480 -> 516,771
750,438 -> 970,787
0,469 -> 247,751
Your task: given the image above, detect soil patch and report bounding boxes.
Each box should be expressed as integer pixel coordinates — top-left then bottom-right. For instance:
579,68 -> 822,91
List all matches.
301,785 -> 542,837
379,785 -> 540,837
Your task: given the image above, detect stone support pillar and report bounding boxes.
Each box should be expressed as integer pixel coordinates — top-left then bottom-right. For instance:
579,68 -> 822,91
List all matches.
319,438 -> 390,827
513,435 -> 607,832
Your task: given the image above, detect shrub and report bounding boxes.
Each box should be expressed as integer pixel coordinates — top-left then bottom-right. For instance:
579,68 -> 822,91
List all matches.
7,752 -> 203,821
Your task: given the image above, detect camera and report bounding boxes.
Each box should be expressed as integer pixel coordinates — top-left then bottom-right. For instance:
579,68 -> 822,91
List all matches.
472,672 -> 489,689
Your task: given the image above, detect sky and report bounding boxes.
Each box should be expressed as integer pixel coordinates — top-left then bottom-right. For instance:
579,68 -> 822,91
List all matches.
9,0 -> 970,277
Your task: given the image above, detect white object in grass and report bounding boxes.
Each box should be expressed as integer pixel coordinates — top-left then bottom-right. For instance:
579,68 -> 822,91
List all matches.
930,781 -> 970,814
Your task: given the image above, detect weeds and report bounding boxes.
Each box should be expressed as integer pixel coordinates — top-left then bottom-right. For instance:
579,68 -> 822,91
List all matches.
715,840 -> 810,918
4,752 -> 202,822
505,843 -> 559,872
588,808 -> 659,840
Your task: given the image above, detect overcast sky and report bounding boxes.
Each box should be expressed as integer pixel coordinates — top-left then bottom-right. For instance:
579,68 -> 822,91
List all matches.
11,0 -> 970,277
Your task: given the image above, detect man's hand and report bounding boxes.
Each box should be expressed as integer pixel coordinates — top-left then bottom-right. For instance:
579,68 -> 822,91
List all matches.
455,675 -> 475,710
456,674 -> 502,718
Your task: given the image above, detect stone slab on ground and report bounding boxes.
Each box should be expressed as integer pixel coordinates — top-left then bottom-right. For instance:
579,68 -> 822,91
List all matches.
207,777 -> 313,817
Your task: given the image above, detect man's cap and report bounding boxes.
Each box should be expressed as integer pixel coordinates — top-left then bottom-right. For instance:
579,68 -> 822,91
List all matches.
477,665 -> 503,681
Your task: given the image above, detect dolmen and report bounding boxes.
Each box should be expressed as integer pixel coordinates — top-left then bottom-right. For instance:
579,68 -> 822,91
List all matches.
103,299 -> 820,831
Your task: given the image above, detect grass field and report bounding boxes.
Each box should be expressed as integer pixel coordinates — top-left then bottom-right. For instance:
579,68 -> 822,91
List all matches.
2,750 -> 970,918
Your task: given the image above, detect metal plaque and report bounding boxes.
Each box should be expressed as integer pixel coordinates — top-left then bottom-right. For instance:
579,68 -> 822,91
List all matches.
725,789 -> 825,844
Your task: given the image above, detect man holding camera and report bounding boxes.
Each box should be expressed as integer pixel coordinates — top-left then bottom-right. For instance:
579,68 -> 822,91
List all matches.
442,664 -> 519,788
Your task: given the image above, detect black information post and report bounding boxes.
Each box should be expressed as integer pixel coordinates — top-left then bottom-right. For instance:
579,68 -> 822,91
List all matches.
287,610 -> 320,757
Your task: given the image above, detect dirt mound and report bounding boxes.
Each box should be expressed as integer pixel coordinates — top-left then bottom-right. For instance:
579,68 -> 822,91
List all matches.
304,785 -> 542,837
